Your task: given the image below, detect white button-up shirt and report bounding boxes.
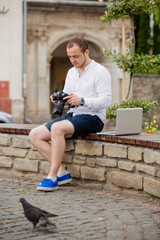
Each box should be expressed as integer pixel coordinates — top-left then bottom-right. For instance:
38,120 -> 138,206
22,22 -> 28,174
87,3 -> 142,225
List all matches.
63,60 -> 112,123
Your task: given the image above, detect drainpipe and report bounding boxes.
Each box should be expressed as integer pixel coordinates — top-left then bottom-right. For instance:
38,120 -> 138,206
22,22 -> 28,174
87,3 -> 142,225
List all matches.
23,0 -> 32,123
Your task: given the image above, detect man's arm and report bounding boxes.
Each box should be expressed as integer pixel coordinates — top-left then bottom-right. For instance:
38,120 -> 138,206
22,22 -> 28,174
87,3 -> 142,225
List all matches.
84,68 -> 112,110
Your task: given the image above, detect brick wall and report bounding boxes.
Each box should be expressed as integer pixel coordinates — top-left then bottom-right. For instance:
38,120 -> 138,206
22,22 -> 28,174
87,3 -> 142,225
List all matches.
0,81 -> 11,114
0,133 -> 160,198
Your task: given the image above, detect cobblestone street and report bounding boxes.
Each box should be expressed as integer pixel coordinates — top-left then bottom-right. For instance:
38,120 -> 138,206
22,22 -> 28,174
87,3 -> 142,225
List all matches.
0,177 -> 160,240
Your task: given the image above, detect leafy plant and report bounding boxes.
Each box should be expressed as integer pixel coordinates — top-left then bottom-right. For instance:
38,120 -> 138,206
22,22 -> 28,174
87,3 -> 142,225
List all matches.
100,0 -> 159,99
100,0 -> 157,22
102,41 -> 160,74
136,14 -> 150,54
106,98 -> 158,119
153,16 -> 160,54
154,0 -> 160,28
102,41 -> 160,98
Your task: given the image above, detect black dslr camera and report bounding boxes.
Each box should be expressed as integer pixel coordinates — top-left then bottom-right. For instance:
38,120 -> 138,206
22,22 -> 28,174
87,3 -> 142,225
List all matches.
52,91 -> 69,116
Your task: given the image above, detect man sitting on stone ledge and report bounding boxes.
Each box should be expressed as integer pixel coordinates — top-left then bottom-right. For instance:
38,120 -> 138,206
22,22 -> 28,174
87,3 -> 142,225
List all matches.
29,37 -> 112,191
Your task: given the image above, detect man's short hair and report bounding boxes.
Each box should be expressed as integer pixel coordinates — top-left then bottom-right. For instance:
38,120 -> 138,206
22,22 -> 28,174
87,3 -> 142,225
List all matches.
67,37 -> 89,53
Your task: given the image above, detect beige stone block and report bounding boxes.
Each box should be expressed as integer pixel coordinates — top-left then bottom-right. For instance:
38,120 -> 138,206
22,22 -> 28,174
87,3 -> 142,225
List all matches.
144,149 -> 160,165
39,161 -> 50,174
136,164 -> 156,176
109,171 -> 142,190
27,150 -> 45,160
75,141 -> 102,156
128,147 -> 142,161
63,154 -> 73,163
118,161 -> 135,172
144,177 -> 160,198
0,156 -> 13,168
104,144 -> 127,158
81,166 -> 105,181
157,171 -> 160,178
30,144 -> 37,151
14,158 -> 39,172
67,164 -> 81,178
0,134 -> 11,146
2,147 -> 27,158
12,135 -> 31,149
73,156 -> 86,165
86,158 -> 96,167
96,158 -> 117,167
66,140 -> 74,152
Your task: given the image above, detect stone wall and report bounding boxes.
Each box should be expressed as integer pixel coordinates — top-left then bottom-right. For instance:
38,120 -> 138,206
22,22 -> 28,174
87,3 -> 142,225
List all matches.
133,74 -> 160,124
0,133 -> 160,198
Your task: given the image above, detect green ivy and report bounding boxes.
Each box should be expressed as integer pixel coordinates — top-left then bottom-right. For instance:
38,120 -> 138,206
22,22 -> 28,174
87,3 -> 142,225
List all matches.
106,99 -> 158,119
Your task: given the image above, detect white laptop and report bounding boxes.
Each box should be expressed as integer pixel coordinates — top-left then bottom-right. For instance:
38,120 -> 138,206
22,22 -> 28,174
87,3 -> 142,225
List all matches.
98,108 -> 143,136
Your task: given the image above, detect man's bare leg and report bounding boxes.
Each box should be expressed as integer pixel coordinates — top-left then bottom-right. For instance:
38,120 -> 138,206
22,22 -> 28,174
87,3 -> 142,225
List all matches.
29,125 -> 51,162
48,120 -> 74,177
29,121 -> 74,190
29,125 -> 67,171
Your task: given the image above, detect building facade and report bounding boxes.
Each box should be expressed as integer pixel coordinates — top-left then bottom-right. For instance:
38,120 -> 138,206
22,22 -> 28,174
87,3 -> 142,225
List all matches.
0,0 -> 134,123
0,0 -> 23,122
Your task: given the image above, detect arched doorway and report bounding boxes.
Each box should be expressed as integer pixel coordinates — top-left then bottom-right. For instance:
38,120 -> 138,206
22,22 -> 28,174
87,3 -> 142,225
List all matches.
49,40 -> 104,115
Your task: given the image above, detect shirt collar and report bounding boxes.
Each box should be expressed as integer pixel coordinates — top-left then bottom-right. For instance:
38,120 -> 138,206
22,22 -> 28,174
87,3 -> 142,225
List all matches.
85,60 -> 94,71
75,60 -> 94,72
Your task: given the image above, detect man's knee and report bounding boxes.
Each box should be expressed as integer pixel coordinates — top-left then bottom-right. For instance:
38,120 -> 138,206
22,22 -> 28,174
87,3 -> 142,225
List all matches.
29,125 -> 42,141
29,125 -> 51,145
50,120 -> 74,138
50,122 -> 62,136
29,127 -> 37,143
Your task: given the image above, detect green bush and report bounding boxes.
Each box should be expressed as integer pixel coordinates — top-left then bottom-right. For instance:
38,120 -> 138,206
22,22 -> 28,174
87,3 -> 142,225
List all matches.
153,21 -> 160,54
134,13 -> 160,55
100,0 -> 156,22
136,14 -> 150,54
106,98 -> 158,119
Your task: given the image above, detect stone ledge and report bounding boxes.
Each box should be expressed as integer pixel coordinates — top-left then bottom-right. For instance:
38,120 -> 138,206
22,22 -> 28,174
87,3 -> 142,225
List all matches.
0,123 -> 160,149
0,124 -> 38,135
0,130 -> 160,198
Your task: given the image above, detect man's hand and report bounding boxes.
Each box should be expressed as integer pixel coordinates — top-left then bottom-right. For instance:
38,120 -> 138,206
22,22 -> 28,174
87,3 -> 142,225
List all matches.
63,93 -> 81,107
50,95 -> 57,104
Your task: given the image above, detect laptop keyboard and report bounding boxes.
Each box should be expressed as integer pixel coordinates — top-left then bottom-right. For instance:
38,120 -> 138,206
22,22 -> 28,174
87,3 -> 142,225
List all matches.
98,131 -> 116,135
104,131 -> 116,135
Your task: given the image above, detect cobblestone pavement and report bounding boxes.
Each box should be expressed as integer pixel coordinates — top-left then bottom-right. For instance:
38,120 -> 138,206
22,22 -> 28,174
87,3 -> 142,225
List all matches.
0,178 -> 160,240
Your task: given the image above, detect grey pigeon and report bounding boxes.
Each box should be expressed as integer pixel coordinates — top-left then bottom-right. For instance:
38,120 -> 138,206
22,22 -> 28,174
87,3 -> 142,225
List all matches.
19,198 -> 58,229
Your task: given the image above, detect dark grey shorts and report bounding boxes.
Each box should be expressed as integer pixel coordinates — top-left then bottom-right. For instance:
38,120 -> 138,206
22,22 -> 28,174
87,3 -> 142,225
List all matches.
45,113 -> 104,138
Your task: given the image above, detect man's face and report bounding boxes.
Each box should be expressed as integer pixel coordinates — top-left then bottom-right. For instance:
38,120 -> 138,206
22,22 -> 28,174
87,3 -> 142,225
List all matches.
67,44 -> 88,68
